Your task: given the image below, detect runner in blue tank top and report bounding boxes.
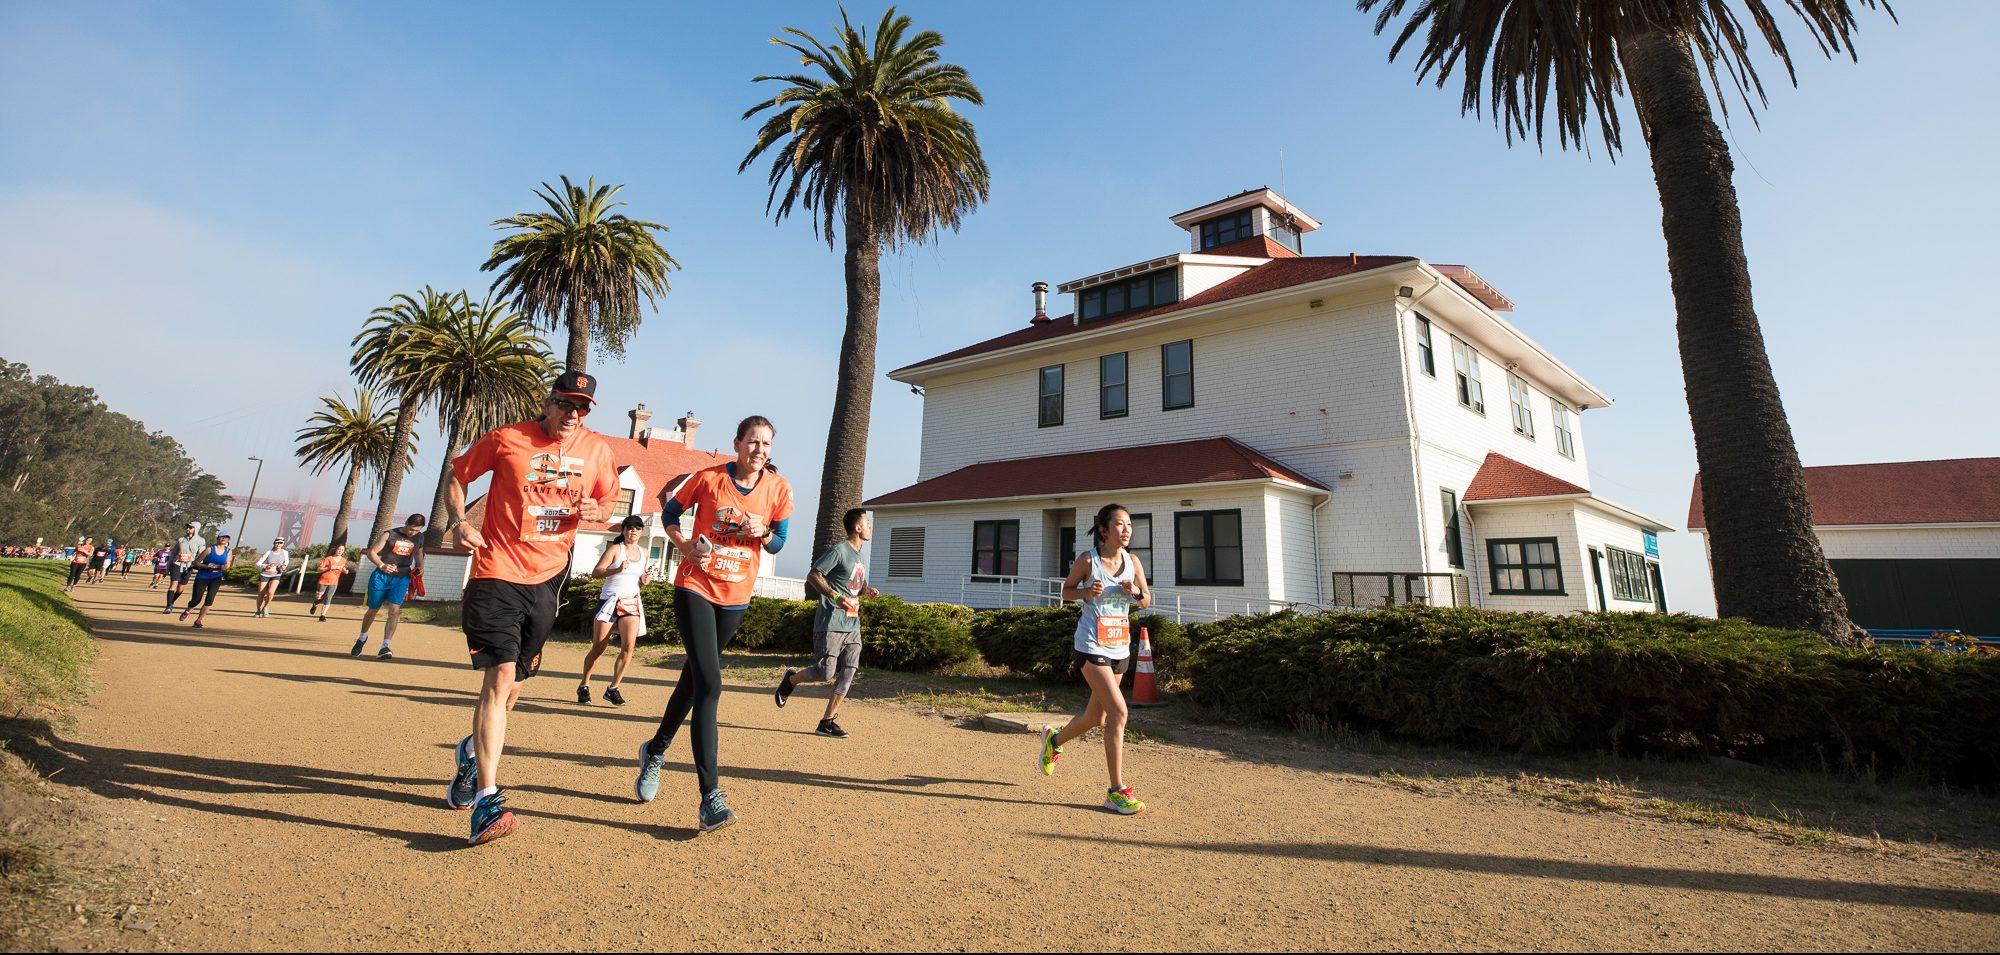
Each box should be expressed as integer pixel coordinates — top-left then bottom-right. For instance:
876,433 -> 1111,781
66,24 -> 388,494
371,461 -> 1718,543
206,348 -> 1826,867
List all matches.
1038,503 -> 1152,814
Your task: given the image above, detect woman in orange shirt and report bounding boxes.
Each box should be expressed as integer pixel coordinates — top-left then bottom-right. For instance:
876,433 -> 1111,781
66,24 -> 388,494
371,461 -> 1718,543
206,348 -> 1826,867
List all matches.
633,415 -> 793,833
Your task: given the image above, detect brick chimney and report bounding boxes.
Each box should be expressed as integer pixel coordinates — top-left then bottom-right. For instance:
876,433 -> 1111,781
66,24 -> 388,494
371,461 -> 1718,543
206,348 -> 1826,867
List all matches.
676,411 -> 701,449
629,403 -> 652,443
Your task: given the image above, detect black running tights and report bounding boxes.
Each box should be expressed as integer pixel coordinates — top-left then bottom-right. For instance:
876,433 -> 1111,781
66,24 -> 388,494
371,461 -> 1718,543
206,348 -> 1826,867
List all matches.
647,589 -> 746,797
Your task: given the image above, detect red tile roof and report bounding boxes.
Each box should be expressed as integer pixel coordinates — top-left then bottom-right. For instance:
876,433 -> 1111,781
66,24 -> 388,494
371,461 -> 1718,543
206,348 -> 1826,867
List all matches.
1199,235 -> 1301,259
894,253 -> 1415,374
863,437 -> 1328,507
1463,452 -> 1589,502
1687,457 -> 2000,529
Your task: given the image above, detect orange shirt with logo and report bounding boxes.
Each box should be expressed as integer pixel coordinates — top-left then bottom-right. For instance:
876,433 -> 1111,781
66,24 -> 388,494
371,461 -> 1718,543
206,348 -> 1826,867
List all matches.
671,464 -> 794,607
453,420 -> 618,585
316,554 -> 349,586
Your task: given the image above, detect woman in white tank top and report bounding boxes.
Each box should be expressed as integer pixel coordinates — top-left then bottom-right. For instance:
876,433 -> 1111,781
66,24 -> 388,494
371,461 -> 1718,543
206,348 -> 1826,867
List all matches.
1040,503 -> 1153,815
579,516 -> 650,706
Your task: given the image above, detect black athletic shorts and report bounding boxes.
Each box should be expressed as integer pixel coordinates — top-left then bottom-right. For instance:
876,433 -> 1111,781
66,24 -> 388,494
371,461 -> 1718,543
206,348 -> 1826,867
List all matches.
463,573 -> 563,677
1073,649 -> 1131,676
189,578 -> 223,607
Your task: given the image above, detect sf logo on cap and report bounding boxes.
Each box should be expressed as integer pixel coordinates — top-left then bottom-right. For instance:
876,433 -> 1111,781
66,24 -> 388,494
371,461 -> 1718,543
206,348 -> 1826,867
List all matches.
575,374 -> 589,387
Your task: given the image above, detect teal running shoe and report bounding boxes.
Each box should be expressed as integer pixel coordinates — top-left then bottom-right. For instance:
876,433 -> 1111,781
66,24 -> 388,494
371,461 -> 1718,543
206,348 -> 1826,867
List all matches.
698,789 -> 737,832
446,736 -> 477,810
634,740 -> 667,803
468,790 -> 515,845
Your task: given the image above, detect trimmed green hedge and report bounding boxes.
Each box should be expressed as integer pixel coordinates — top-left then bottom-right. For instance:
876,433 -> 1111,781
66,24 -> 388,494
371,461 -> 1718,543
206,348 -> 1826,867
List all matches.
970,604 -> 1188,686
860,597 -> 980,673
554,577 -> 679,644
1184,607 -> 2000,784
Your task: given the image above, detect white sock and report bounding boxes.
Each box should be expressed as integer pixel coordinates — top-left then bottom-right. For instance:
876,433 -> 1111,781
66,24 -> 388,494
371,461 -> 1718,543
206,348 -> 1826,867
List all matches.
475,785 -> 497,801
357,632 -> 369,641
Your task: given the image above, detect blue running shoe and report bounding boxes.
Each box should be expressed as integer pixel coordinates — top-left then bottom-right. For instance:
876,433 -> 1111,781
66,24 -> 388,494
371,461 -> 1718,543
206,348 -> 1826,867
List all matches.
446,736 -> 477,810
634,740 -> 667,803
698,789 -> 737,833
468,790 -> 515,845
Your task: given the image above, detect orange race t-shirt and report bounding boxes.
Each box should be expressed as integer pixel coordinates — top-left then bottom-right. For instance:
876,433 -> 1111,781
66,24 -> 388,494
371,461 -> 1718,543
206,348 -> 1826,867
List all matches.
671,464 -> 794,607
452,420 -> 618,585
316,554 -> 348,586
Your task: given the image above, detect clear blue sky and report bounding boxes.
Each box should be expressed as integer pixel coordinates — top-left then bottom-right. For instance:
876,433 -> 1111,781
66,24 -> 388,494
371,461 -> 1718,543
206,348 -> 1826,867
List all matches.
4,1 -> 1996,609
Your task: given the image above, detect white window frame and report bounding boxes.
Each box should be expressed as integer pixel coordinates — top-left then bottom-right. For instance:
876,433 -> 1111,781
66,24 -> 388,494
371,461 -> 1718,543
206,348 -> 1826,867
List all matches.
1552,400 -> 1576,459
1450,336 -> 1485,415
1507,372 -> 1536,439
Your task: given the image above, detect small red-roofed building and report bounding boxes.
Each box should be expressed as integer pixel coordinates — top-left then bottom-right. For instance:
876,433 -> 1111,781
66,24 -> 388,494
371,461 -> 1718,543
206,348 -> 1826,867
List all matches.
1689,458 -> 2000,635
863,189 -> 1672,617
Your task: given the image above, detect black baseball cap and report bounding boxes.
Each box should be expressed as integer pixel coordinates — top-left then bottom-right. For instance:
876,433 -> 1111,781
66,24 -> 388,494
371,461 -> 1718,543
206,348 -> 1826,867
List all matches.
619,515 -> 646,531
551,370 -> 597,406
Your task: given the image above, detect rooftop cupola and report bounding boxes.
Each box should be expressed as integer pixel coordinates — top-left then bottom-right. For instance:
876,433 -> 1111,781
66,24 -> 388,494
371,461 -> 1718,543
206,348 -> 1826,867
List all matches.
1169,187 -> 1320,256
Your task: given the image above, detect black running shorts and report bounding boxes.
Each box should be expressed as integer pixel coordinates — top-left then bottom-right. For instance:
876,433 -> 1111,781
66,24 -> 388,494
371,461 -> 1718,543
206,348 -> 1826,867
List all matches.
189,578 -> 223,607
1072,649 -> 1131,676
463,574 -> 562,677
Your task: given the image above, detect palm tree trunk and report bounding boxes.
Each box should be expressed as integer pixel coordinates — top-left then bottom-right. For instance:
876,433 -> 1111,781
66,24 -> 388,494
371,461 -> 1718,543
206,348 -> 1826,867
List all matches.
1619,28 -> 1856,645
567,308 -> 590,374
425,411 -> 467,547
363,399 -> 420,553
812,201 -> 882,558
328,463 -> 361,552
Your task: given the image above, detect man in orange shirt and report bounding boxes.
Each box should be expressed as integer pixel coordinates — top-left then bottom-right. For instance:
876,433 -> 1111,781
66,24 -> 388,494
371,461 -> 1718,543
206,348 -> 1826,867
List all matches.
441,370 -> 617,845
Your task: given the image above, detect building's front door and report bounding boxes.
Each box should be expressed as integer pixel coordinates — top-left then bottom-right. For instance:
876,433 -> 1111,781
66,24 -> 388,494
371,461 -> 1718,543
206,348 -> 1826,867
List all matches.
1588,548 -> 1608,612
1058,527 -> 1077,575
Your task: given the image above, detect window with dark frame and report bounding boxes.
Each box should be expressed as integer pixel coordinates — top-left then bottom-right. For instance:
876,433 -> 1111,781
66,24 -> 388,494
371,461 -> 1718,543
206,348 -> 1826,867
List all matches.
609,488 -> 637,519
1441,489 -> 1463,568
887,526 -> 925,578
1488,537 -> 1563,595
1174,509 -> 1243,586
1162,339 -> 1194,410
1099,352 -> 1128,419
1077,270 -> 1179,323
1198,210 -> 1254,250
1508,372 -> 1536,438
1126,513 -> 1153,572
1038,364 -> 1063,427
1606,546 -> 1653,602
1451,336 -> 1486,414
971,520 -> 1019,580
1415,314 -> 1436,377
1552,401 -> 1576,459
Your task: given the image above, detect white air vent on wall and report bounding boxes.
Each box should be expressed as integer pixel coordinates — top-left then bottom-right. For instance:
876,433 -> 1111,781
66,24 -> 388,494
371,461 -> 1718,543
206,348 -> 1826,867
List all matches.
887,526 -> 925,578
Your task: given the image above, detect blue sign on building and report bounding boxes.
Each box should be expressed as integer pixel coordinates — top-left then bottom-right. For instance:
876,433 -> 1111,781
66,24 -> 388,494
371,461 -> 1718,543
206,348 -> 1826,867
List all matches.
1643,530 -> 1660,557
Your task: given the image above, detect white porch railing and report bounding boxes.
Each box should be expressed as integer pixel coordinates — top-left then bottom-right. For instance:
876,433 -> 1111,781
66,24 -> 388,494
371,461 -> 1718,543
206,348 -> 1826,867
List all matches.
957,574 -> 1305,623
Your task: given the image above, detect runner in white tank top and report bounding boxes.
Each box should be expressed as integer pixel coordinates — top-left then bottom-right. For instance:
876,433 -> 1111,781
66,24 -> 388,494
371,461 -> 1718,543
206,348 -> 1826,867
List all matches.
579,516 -> 650,706
1040,503 -> 1152,815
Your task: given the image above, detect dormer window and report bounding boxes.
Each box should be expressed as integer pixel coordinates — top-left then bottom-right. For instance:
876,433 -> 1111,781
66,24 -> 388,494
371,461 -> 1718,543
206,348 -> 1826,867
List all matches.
1078,270 -> 1179,323
1197,211 -> 1254,251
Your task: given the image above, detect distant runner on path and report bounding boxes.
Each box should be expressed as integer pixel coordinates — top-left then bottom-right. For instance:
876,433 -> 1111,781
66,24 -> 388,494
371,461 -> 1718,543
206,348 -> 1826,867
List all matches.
1040,503 -> 1151,816
254,538 -> 291,617
119,544 -> 136,578
577,515 -> 650,707
353,516 -> 425,658
775,507 -> 879,739
633,415 -> 793,834
149,545 -> 172,589
88,539 -> 113,584
443,370 -> 617,846
164,523 -> 205,613
308,549 -> 350,622
65,537 -> 93,592
179,533 -> 232,629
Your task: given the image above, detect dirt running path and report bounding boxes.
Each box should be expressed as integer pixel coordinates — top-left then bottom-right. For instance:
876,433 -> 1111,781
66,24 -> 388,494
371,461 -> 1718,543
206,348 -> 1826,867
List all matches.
37,577 -> 2000,950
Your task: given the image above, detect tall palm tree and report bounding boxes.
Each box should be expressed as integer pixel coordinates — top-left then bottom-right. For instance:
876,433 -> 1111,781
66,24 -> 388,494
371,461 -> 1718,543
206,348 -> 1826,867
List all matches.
1357,0 -> 1892,645
742,6 -> 990,556
481,177 -> 679,372
294,389 -> 409,551
351,287 -> 462,552
396,295 -> 554,545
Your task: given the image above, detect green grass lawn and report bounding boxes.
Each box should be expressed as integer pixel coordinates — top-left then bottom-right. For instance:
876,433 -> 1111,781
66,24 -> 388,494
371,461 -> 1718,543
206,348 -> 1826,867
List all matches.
0,559 -> 95,717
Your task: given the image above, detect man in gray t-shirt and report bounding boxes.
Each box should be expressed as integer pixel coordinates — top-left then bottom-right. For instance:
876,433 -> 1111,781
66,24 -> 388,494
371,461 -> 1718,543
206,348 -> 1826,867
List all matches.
163,523 -> 206,613
775,508 -> 879,738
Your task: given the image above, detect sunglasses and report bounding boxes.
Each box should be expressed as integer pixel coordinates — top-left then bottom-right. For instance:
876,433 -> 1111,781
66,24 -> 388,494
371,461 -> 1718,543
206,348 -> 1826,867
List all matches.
551,398 -> 591,415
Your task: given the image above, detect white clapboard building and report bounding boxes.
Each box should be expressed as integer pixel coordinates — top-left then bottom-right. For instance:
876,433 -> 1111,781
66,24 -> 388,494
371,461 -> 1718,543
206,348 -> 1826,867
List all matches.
863,188 -> 1672,620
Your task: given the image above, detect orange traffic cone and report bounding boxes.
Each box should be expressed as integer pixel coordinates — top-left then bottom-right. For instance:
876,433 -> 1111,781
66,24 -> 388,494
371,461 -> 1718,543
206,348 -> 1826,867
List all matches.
1130,627 -> 1165,707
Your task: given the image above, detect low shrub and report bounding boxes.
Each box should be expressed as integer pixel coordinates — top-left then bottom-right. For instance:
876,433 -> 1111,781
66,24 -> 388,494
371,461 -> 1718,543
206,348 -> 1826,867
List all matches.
1185,606 -> 2000,784
859,596 -> 980,673
970,604 -> 1189,687
733,598 -> 817,652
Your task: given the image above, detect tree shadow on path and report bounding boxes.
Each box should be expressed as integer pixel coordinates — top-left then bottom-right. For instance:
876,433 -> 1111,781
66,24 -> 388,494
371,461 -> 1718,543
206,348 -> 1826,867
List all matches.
1030,832 -> 2000,915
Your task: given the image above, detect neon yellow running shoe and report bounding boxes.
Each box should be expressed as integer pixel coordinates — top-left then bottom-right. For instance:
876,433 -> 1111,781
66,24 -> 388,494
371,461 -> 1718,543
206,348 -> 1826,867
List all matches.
1038,725 -> 1063,776
1104,786 -> 1146,815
